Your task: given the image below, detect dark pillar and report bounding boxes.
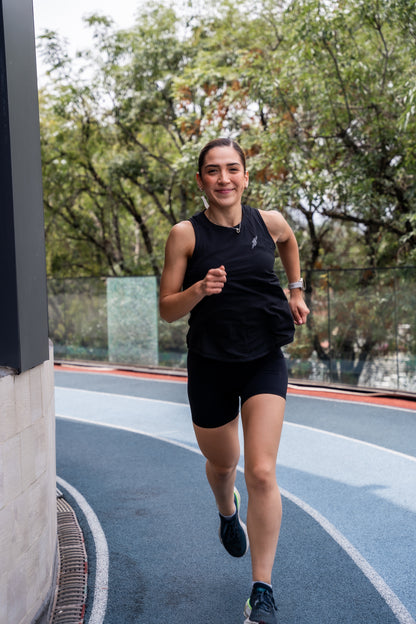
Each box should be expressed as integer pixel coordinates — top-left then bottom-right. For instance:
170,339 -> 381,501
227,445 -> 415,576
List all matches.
0,0 -> 48,372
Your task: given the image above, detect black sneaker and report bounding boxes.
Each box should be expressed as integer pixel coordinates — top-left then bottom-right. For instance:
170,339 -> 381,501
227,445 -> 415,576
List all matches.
244,583 -> 278,624
219,488 -> 249,557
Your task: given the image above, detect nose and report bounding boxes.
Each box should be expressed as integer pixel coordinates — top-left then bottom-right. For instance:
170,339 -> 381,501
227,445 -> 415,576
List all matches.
218,168 -> 230,183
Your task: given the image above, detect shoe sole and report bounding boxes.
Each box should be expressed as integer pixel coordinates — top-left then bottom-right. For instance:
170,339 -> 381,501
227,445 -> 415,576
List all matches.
243,601 -> 271,624
243,600 -> 252,622
219,487 -> 249,557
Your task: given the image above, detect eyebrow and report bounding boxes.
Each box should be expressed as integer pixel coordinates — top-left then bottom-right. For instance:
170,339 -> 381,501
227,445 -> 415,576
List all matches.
204,162 -> 242,168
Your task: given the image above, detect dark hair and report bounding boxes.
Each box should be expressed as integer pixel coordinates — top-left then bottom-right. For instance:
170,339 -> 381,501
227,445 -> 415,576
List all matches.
198,138 -> 246,175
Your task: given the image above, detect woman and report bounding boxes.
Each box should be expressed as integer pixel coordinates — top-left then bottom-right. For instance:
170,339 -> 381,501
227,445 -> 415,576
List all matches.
159,138 -> 309,624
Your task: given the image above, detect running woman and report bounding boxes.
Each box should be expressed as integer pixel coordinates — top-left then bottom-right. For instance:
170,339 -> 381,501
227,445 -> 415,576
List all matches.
159,137 -> 309,623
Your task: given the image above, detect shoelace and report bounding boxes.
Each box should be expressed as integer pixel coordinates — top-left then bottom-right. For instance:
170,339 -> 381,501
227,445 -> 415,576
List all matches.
222,515 -> 242,544
252,588 -> 276,613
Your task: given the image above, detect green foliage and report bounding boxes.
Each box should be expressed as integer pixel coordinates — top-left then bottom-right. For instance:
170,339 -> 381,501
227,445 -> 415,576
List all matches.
247,0 -> 416,268
39,0 -> 416,276
38,0 -> 416,382
39,6 -> 201,278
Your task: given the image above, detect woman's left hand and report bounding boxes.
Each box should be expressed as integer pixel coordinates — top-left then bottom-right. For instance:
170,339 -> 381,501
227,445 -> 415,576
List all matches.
289,292 -> 310,326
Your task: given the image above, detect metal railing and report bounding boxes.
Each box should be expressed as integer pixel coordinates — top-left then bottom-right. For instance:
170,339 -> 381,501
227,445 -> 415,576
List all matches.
47,267 -> 416,393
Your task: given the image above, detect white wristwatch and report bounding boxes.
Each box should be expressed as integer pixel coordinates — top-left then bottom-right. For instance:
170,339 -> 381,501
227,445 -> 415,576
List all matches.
288,278 -> 304,290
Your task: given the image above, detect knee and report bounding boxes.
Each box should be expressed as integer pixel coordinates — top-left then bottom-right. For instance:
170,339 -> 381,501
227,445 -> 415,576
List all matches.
206,459 -> 238,481
245,462 -> 276,493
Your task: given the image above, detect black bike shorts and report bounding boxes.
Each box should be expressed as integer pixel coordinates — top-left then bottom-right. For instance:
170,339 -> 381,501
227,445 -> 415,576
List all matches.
187,348 -> 288,429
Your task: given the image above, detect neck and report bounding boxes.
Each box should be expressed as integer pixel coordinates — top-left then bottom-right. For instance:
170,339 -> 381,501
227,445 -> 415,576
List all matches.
205,205 -> 243,229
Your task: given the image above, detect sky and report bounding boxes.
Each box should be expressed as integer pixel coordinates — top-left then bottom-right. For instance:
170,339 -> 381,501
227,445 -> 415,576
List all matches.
32,0 -> 142,48
31,0 -> 204,80
32,0 -> 144,77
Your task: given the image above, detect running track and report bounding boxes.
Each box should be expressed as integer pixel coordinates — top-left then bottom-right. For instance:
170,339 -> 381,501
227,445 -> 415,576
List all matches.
54,365 -> 416,624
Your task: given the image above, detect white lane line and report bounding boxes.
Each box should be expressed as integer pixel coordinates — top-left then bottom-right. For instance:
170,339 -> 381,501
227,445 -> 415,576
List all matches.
56,386 -> 415,462
57,414 -> 415,624
285,421 -> 416,462
56,383 -> 416,414
280,488 -> 416,624
56,475 -> 109,624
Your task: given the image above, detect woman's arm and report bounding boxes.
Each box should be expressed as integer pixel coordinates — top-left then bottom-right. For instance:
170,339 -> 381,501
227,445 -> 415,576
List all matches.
277,231 -> 310,326
159,221 -> 227,323
260,210 -> 310,326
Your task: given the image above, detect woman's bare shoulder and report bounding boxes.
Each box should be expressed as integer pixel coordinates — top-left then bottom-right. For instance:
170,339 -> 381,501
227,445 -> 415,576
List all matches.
167,220 -> 195,255
258,209 -> 290,242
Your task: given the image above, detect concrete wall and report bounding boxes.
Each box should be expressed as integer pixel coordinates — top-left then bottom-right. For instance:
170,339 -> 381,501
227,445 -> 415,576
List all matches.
0,343 -> 56,624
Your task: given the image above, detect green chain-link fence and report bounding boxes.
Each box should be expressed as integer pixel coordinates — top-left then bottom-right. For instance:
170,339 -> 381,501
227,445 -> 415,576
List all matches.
48,266 -> 416,392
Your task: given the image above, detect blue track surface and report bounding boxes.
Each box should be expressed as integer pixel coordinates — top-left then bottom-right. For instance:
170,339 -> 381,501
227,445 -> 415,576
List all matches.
54,369 -> 416,624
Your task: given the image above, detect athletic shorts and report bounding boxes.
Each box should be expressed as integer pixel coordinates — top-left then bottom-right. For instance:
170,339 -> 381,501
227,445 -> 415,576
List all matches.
187,348 -> 288,429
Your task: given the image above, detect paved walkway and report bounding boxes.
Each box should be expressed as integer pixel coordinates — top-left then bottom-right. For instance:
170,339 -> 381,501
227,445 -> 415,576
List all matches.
54,366 -> 416,624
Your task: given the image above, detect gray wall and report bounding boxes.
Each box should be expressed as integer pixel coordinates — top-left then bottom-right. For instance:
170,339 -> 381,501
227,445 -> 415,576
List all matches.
0,346 -> 57,624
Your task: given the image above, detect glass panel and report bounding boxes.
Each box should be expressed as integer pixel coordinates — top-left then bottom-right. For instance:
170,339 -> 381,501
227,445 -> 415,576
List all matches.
107,277 -> 158,366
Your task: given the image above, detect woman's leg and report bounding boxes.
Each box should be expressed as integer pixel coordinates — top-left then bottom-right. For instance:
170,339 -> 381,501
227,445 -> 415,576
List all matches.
193,416 -> 241,516
241,394 -> 285,584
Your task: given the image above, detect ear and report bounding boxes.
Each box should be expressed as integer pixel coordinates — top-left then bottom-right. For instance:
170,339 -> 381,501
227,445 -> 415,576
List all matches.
196,172 -> 203,191
244,171 -> 249,188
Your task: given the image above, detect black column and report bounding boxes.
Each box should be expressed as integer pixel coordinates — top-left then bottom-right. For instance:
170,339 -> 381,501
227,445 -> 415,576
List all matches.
0,0 -> 48,372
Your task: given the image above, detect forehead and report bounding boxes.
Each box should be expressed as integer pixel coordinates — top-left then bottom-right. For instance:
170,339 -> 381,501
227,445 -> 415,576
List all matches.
202,145 -> 244,167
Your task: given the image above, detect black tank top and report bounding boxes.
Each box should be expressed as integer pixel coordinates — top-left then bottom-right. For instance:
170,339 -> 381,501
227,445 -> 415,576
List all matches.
183,205 -> 295,361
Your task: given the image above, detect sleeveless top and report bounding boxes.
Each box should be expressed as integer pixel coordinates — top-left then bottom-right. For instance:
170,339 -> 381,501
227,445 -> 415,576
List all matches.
183,205 -> 295,362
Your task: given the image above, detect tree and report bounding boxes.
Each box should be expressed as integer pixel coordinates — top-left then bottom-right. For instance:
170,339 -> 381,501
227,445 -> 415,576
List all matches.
40,7 -> 203,277
190,0 -> 416,383
39,0 -> 416,384
40,0 -> 416,277
252,0 -> 416,267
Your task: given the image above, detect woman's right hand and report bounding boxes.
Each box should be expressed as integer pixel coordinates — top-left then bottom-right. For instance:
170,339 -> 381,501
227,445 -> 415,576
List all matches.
201,265 -> 227,296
